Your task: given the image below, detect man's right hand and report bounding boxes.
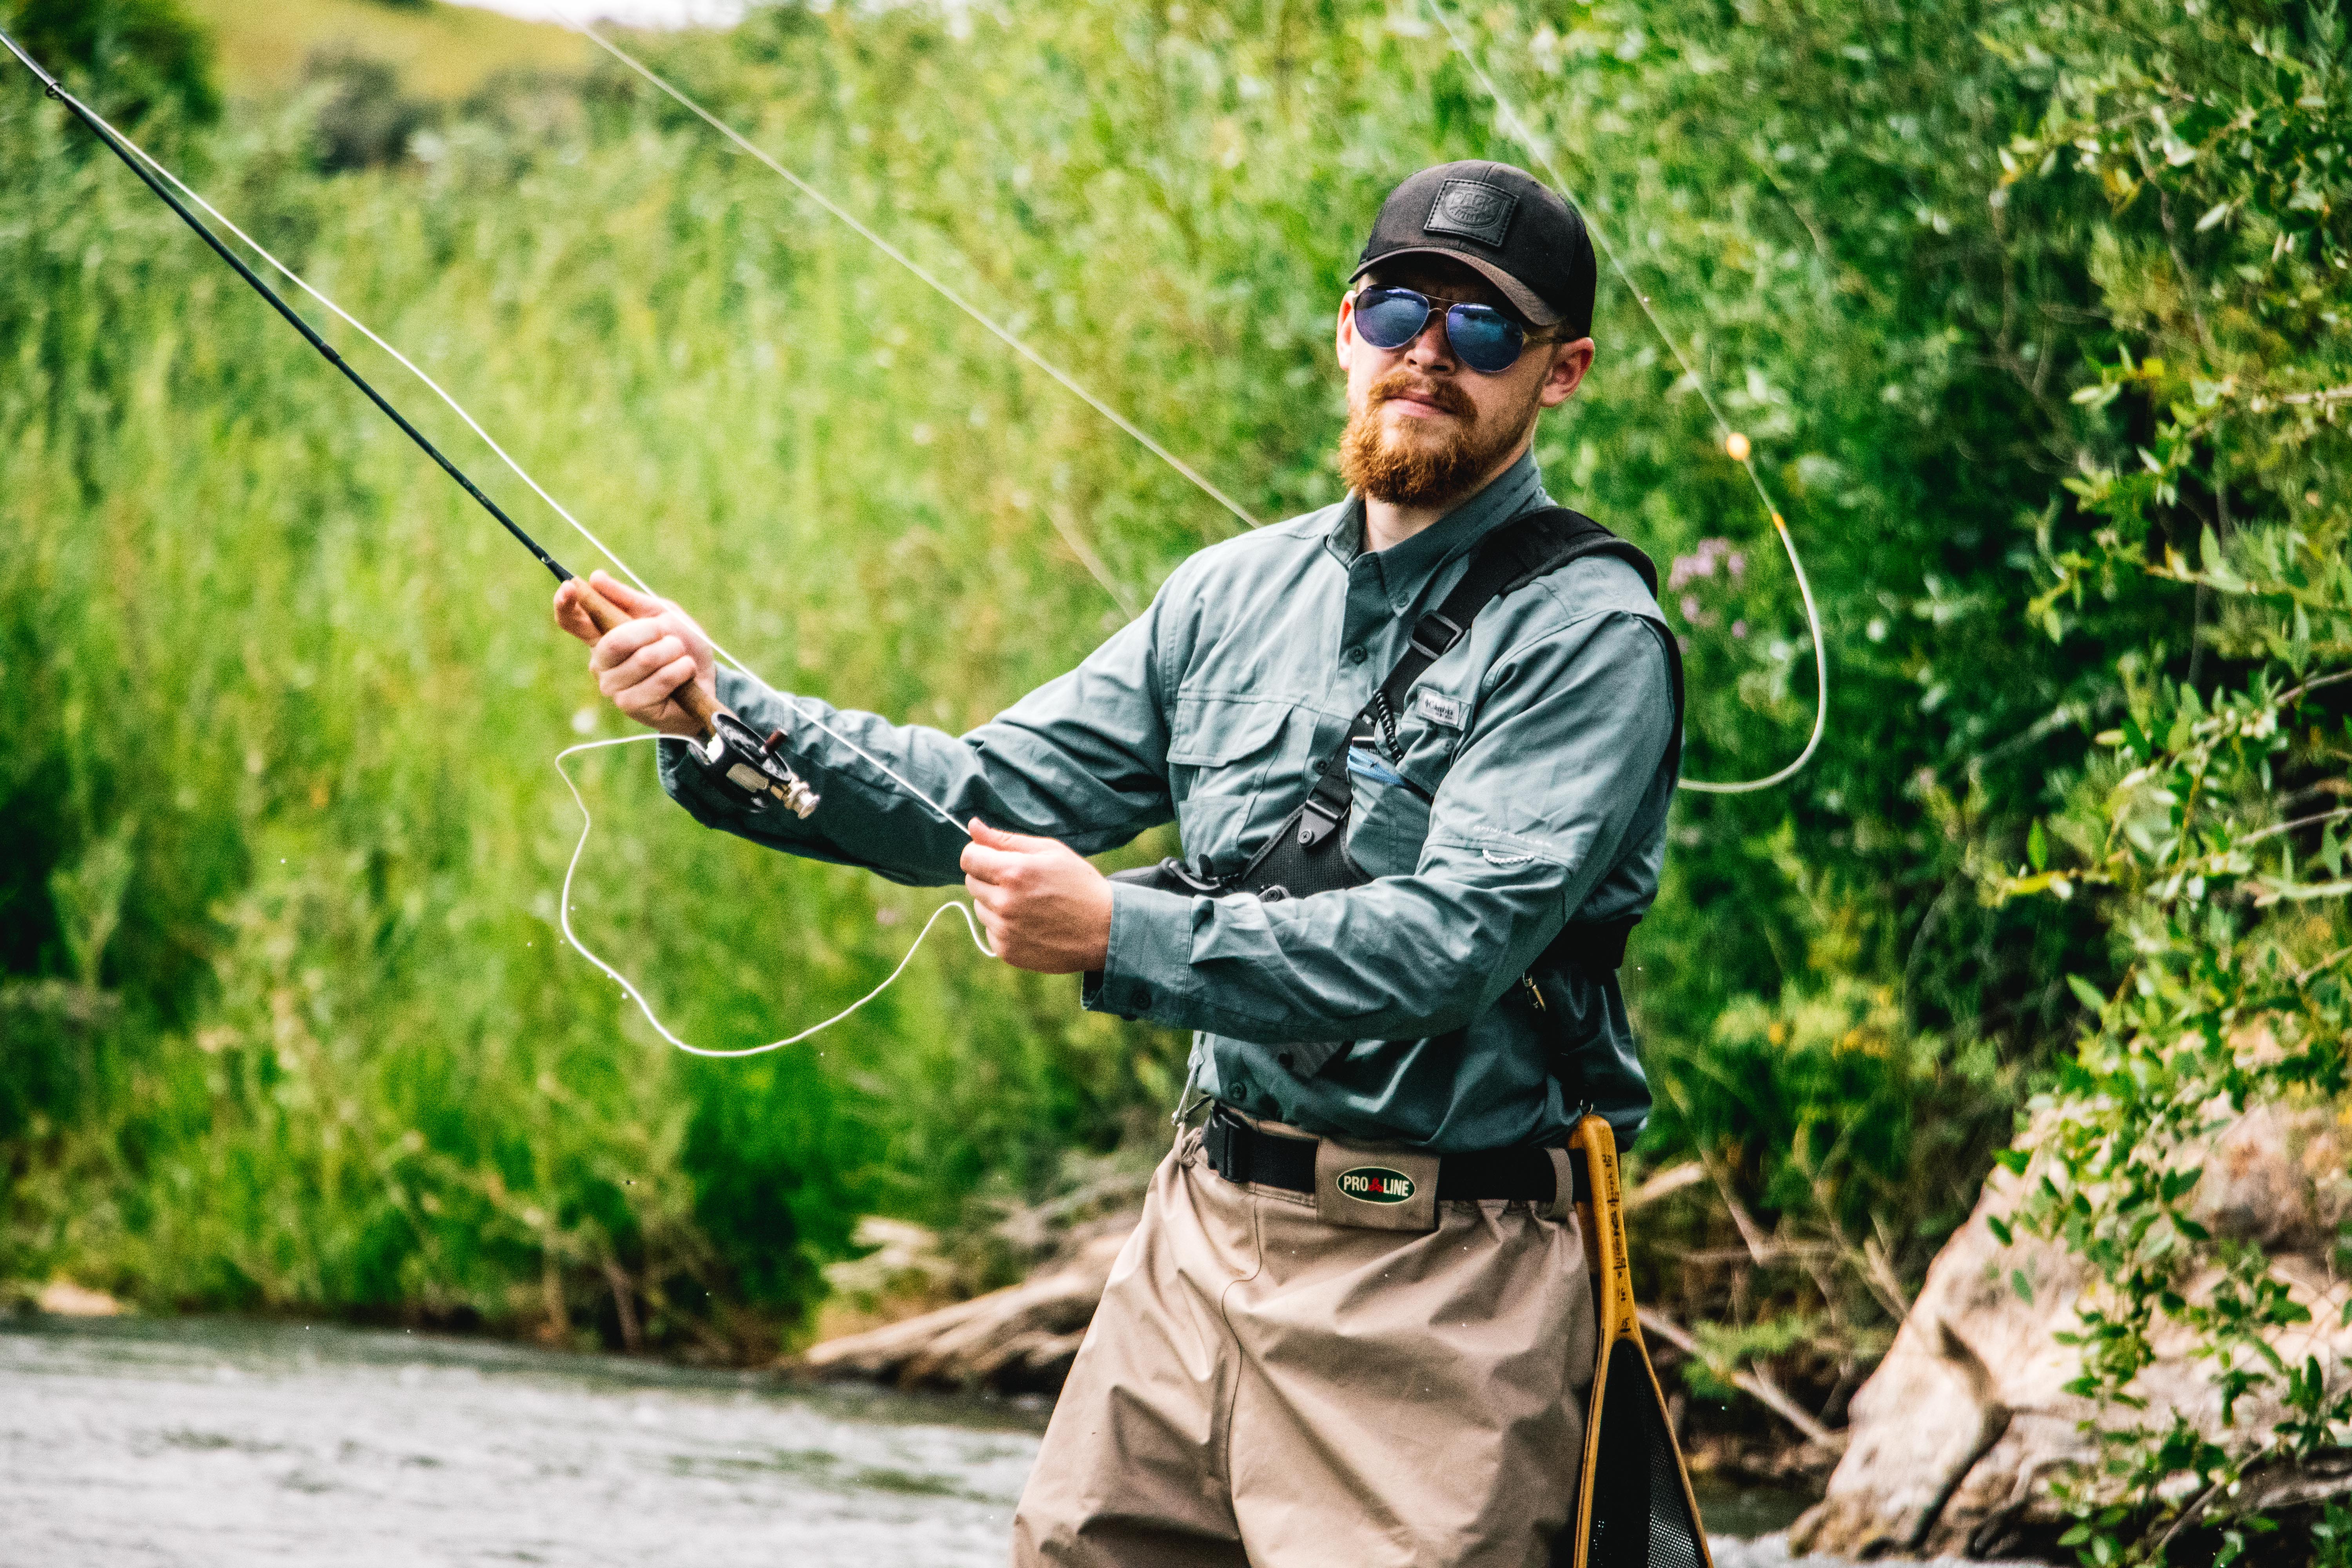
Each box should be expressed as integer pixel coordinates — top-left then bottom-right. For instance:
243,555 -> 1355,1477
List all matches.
552,570 -> 719,739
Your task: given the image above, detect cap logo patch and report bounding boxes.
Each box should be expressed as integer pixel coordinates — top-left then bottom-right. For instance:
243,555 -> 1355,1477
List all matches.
1336,1166 -> 1417,1205
1423,179 -> 1517,248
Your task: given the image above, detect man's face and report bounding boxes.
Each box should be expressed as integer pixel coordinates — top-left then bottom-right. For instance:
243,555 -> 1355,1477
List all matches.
1334,256 -> 1594,510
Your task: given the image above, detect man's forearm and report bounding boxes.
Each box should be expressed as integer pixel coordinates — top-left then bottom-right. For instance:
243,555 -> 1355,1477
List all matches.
1083,862 -> 1575,1040
658,665 -> 1176,888
658,669 -> 987,885
1086,610 -> 1677,1038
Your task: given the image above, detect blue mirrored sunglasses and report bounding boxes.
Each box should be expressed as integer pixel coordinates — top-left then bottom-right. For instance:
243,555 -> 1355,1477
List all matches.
1351,286 -> 1539,374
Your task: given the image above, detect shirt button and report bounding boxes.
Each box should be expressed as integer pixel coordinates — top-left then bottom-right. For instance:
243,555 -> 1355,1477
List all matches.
1131,984 -> 1154,1010
1346,646 -> 1368,664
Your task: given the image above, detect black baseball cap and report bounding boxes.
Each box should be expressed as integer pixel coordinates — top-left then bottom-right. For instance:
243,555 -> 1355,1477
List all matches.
1350,160 -> 1597,336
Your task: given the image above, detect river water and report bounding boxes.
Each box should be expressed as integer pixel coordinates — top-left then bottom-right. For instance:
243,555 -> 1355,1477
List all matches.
1,1316 -> 1930,1567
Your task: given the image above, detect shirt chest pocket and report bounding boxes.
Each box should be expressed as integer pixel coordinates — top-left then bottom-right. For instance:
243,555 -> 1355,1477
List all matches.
1344,685 -> 1466,879
1165,697 -> 1293,877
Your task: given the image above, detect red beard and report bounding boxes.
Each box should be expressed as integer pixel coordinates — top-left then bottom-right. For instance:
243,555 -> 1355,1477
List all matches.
1338,370 -> 1526,508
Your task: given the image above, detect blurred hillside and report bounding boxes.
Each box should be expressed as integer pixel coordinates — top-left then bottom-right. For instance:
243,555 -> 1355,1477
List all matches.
183,0 -> 587,103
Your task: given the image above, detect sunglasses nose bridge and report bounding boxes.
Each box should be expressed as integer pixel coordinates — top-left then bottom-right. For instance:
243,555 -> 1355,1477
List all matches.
1389,297 -> 1465,367
1414,306 -> 1461,366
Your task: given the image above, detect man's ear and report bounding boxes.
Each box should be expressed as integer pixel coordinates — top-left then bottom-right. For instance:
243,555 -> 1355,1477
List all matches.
1335,293 -> 1359,373
1539,338 -> 1596,408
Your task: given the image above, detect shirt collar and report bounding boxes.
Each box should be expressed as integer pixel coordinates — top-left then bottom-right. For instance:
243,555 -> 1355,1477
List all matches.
1323,450 -> 1550,613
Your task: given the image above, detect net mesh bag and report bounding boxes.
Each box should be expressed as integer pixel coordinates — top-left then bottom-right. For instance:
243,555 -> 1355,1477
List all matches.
1573,1341 -> 1707,1568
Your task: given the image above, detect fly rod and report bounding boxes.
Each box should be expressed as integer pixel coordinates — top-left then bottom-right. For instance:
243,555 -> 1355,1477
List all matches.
0,24 -> 817,820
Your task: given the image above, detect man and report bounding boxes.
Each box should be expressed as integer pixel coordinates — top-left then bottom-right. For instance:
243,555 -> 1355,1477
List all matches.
558,160 -> 1679,1567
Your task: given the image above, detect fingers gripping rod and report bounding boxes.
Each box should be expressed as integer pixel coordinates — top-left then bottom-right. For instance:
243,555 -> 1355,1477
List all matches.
0,25 -> 816,820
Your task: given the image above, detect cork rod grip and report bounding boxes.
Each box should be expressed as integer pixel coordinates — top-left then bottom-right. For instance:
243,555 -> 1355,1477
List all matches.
566,576 -> 725,739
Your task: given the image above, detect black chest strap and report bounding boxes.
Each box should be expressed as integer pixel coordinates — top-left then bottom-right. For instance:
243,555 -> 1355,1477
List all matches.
1291,505 -> 1677,851
1097,505 -> 1684,1068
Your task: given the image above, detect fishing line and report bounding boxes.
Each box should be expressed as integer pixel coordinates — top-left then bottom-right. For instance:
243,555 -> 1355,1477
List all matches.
555,735 -> 996,1057
574,4 -> 1823,792
77,97 -> 972,834
555,8 -> 1264,536
7,5 -> 1827,1065
0,28 -> 993,1059
1424,0 -> 1829,795
86,76 -> 1013,832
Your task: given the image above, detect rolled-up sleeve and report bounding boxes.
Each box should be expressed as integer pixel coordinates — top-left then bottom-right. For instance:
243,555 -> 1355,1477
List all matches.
658,606 -> 1176,886
1086,610 -> 1675,1042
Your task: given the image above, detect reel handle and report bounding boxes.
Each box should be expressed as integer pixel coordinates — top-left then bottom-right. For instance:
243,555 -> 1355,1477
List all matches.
566,574 -> 725,739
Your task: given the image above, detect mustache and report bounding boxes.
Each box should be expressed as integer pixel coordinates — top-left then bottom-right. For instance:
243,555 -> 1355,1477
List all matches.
1365,370 -> 1474,417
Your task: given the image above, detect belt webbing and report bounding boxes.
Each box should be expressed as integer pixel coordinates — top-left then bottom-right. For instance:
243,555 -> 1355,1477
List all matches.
1204,1107 -> 1592,1204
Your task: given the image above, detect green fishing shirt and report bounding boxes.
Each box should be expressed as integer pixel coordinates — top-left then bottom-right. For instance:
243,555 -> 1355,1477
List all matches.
657,452 -> 1678,1151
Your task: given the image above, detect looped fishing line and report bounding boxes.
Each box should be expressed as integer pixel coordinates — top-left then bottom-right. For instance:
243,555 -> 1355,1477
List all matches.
36,28 -> 1270,1059
1420,0 -> 1828,795
556,737 -> 995,1058
27,76 -> 1030,1055
565,5 -> 1826,795
14,5 -> 1833,1060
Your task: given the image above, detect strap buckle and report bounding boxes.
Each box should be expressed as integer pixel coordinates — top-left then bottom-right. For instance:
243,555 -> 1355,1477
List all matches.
1408,612 -> 1466,661
1204,1107 -> 1251,1184
1296,792 -> 1345,848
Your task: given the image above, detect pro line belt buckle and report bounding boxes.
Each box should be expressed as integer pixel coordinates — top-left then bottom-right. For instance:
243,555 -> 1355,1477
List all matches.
1313,1140 -> 1439,1232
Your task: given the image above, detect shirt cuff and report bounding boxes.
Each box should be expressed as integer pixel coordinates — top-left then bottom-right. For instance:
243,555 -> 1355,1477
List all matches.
1082,881 -> 1196,1021
656,732 -> 753,829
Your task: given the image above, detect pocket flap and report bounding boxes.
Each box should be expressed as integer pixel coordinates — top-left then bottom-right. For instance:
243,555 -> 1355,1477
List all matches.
1165,697 -> 1288,766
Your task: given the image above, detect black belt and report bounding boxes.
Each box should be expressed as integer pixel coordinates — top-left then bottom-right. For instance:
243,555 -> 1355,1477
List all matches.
1203,1105 -> 1590,1204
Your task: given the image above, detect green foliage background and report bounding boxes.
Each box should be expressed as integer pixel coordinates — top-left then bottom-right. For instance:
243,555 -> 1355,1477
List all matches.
2,0 -> 2345,1506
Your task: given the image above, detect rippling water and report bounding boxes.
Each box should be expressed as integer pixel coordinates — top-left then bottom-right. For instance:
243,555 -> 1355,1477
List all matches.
0,1316 -> 1953,1567
2,1317 -> 1037,1567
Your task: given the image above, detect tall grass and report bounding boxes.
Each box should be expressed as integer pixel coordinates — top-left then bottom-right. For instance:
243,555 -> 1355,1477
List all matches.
179,0 -> 589,104
0,44 -> 1230,1344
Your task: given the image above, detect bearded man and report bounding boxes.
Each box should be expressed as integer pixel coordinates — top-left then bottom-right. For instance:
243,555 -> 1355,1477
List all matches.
559,161 -> 1680,1567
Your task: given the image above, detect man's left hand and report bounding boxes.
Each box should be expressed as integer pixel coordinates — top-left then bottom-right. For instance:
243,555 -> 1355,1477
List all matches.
960,821 -> 1113,975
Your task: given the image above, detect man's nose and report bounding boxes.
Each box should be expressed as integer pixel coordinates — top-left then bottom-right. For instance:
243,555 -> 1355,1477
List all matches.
1406,310 -> 1458,372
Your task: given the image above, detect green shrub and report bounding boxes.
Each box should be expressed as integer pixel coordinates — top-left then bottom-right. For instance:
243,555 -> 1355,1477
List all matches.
4,0 -> 219,129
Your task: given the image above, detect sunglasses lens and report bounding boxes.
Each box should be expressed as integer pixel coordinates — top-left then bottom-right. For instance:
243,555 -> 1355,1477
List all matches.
1354,288 -> 1433,350
1445,305 -> 1525,373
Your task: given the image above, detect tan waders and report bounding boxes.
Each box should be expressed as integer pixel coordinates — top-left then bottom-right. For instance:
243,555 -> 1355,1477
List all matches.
1011,1113 -> 1597,1567
1011,1112 -> 1711,1568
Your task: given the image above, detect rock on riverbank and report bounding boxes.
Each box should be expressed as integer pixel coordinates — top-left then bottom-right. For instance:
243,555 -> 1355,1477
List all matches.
1791,1105 -> 2352,1559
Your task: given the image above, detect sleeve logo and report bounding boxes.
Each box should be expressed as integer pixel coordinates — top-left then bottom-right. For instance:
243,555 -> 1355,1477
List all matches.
1336,1166 -> 1417,1205
1414,689 -> 1464,730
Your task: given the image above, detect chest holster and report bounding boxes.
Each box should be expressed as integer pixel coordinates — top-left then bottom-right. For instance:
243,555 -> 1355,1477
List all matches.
1110,506 -> 1687,1078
